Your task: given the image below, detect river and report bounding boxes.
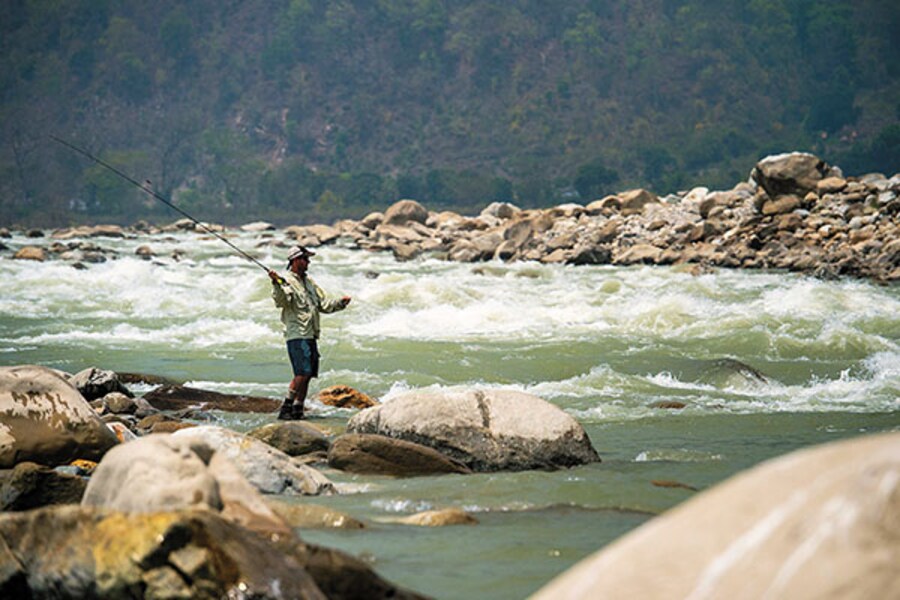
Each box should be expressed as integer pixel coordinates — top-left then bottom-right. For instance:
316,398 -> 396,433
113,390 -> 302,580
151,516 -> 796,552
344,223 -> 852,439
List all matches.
2,229 -> 898,598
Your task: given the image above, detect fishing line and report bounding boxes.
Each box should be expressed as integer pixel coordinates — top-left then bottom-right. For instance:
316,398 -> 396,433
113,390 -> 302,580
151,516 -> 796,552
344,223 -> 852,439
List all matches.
50,135 -> 282,281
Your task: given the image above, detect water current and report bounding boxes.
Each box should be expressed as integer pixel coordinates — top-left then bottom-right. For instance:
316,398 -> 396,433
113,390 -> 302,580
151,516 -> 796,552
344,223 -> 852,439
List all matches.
2,230 -> 898,598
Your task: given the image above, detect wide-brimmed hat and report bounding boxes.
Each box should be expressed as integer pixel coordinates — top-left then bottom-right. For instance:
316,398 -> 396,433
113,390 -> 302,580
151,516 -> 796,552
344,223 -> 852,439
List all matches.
286,245 -> 315,264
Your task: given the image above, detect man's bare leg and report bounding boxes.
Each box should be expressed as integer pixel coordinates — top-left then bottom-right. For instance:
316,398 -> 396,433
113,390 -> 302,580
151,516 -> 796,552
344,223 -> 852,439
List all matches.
288,374 -> 311,419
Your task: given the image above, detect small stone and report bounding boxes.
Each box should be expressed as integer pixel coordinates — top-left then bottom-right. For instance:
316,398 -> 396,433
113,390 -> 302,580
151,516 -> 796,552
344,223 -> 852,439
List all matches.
316,385 -> 378,409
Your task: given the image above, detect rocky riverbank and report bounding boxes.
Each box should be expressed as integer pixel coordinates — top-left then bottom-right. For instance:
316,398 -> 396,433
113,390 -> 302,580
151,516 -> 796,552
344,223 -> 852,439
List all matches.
4,152 -> 898,283
3,364 -> 897,599
0,364 -> 600,598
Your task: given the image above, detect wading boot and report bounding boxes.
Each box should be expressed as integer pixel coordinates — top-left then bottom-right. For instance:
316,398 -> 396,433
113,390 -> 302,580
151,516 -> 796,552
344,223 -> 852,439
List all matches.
277,398 -> 294,420
291,402 -> 305,420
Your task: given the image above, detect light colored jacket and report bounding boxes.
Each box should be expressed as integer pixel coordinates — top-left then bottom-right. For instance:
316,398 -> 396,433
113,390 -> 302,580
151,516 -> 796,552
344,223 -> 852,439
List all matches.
272,272 -> 346,340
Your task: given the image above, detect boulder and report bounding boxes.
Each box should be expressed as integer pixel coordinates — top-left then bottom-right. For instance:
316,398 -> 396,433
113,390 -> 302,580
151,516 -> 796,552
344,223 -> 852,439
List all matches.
316,384 -> 379,409
480,202 -> 521,220
501,218 -> 538,249
69,367 -> 134,401
328,433 -> 472,476
247,421 -> 331,456
615,244 -> 662,265
12,246 -> 45,261
0,506 -> 380,600
761,194 -> 802,216
531,432 -> 900,600
568,243 -> 612,265
142,384 -> 280,412
620,189 -> 659,216
100,392 -> 139,415
752,152 -> 832,198
0,365 -> 119,468
393,507 -> 478,527
347,389 -> 600,472
81,434 -> 224,512
268,500 -> 367,530
87,224 -> 125,238
82,433 -> 289,534
285,224 -> 342,245
817,176 -> 847,194
172,426 -> 335,496
240,221 -> 275,232
0,461 -> 87,510
383,199 -> 429,226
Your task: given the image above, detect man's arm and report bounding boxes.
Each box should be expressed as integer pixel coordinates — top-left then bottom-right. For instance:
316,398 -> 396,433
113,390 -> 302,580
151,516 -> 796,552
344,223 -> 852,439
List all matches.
269,270 -> 291,308
313,280 -> 351,313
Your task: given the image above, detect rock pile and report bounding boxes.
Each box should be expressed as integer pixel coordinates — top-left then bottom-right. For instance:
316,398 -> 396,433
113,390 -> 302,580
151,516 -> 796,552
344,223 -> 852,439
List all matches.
4,152 -> 896,281
314,152 -> 897,281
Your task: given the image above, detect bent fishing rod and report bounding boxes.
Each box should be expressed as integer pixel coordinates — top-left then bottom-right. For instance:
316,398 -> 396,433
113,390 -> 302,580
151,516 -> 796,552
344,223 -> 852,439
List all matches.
50,135 -> 285,283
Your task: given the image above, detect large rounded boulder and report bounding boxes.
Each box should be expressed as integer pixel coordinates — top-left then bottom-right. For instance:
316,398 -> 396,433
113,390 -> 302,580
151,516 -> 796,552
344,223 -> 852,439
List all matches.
751,151 -> 834,198
0,365 -> 119,467
531,431 -> 900,600
172,425 -> 334,496
382,199 -> 429,226
346,389 -> 600,471
82,433 -> 288,535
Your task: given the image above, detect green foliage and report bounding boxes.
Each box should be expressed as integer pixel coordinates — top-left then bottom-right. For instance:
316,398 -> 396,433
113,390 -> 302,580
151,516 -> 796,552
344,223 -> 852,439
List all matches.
1,0 -> 898,226
870,124 -> 900,172
79,150 -> 151,215
573,159 -> 619,200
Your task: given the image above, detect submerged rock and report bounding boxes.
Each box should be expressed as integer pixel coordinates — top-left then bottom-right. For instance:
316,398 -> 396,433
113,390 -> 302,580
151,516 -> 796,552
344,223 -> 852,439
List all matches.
391,507 -> 478,527
532,431 -> 900,600
268,500 -> 367,530
347,389 -> 600,472
0,365 -> 119,468
142,384 -> 280,412
328,433 -> 472,476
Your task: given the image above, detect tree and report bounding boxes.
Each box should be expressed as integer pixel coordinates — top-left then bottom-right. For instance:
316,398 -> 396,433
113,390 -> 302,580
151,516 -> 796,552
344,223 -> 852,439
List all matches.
573,158 -> 619,200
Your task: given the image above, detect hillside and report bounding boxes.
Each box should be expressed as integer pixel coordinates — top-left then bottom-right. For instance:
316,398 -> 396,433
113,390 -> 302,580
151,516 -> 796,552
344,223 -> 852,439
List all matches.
1,0 -> 899,226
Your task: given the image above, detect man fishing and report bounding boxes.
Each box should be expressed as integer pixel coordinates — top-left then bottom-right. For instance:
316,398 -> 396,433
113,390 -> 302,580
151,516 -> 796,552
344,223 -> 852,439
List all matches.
268,245 -> 351,420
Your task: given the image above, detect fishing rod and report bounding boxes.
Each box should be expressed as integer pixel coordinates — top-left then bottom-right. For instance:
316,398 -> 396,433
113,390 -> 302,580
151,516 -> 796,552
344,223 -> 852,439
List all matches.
50,135 -> 285,282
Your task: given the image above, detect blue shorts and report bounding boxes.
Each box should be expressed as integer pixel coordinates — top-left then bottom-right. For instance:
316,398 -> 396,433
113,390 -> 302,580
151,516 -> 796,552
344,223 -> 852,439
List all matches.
287,338 -> 319,377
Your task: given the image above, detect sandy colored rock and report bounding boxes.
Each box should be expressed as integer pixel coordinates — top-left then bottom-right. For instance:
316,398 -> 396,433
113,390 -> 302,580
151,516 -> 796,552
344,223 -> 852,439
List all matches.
752,152 -> 832,198
316,384 -> 378,409
0,365 -> 119,468
347,388 -> 600,472
247,421 -> 330,456
532,432 -> 900,600
391,507 -> 478,527
268,500 -> 367,529
619,189 -> 659,215
383,199 -> 429,226
13,246 -> 45,261
172,425 -> 335,496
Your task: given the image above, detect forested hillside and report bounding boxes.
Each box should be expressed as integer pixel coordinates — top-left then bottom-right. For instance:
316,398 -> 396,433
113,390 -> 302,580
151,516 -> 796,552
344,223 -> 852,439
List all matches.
2,0 -> 899,226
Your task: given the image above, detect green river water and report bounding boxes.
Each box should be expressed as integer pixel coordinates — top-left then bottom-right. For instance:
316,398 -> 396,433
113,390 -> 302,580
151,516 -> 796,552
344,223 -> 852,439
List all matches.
1,230 -> 898,598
